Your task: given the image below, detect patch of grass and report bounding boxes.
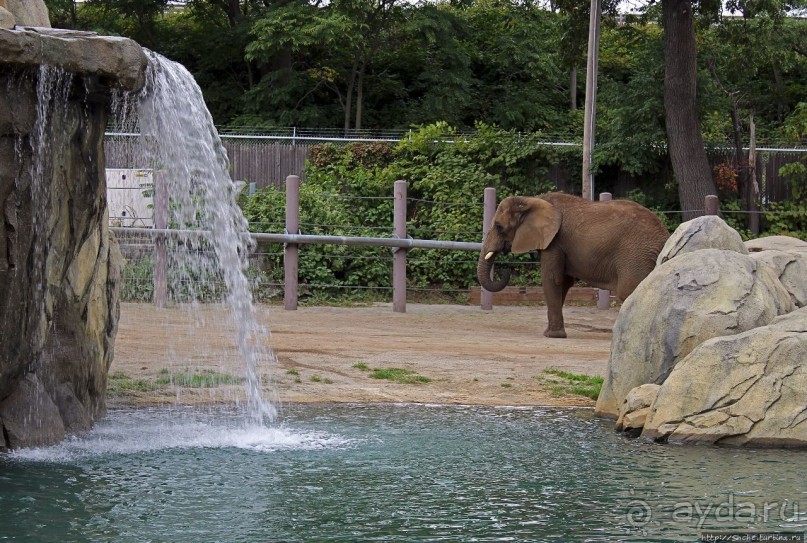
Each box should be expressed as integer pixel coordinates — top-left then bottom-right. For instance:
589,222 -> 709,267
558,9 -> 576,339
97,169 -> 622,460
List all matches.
353,362 -> 371,372
369,367 -> 431,384
286,369 -> 300,376
501,383 -> 512,388
155,369 -> 242,388
538,369 -> 603,400
107,372 -> 154,395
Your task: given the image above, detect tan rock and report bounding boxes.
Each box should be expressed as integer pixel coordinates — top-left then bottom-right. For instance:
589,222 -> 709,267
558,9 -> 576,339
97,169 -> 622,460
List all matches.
642,308 -> 807,447
657,215 -> 748,266
596,249 -> 793,417
746,235 -> 807,254
0,28 -> 148,91
4,0 -> 49,27
616,383 -> 660,432
0,374 -> 65,448
750,248 -> 807,308
0,7 -> 14,29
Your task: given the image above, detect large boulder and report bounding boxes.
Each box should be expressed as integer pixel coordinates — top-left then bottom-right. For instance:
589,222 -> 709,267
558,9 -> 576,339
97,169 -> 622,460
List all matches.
597,217 -> 797,417
0,374 -> 65,448
750,250 -> 807,308
4,0 -> 50,27
0,28 -> 147,91
746,235 -> 807,255
746,237 -> 807,309
641,308 -> 807,447
615,384 -> 660,435
596,247 -> 793,417
656,215 -> 747,266
0,7 -> 14,30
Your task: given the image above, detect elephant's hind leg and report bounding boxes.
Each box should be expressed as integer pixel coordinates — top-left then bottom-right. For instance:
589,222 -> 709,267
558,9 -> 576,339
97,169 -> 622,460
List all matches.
541,263 -> 571,338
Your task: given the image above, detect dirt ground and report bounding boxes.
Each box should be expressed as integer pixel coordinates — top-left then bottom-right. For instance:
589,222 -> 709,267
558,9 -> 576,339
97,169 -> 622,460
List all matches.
110,302 -> 619,408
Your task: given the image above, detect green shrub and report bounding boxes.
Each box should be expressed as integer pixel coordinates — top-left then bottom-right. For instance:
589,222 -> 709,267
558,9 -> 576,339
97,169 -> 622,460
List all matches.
237,123 -> 570,303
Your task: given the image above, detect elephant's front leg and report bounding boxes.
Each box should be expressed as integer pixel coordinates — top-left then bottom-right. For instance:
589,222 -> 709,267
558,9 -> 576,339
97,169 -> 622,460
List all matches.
540,251 -> 568,338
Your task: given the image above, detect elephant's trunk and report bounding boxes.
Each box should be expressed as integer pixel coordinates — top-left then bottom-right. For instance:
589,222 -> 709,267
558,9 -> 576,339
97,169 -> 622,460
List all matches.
477,250 -> 511,292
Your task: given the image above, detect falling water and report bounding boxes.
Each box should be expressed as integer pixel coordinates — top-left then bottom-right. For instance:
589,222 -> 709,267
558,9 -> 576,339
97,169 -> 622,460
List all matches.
113,51 -> 277,425
29,66 -> 73,347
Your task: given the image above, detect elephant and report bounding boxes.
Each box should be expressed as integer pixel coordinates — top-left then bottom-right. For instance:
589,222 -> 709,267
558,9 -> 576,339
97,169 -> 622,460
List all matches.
477,192 -> 670,338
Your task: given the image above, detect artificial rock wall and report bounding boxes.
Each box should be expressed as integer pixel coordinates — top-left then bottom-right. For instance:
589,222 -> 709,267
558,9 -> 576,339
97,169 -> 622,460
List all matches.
0,4 -> 147,449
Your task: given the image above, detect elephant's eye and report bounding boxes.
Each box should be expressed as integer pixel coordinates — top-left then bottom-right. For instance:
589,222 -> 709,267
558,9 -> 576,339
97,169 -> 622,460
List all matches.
494,223 -> 505,234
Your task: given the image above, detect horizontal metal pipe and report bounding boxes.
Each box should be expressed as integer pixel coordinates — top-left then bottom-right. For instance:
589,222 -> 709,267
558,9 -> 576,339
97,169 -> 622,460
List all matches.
102,132 -> 807,152
110,227 -> 482,251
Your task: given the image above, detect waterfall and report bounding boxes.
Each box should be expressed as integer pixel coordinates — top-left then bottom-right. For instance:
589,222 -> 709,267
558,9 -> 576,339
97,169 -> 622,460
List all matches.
29,66 -> 72,348
115,51 -> 277,426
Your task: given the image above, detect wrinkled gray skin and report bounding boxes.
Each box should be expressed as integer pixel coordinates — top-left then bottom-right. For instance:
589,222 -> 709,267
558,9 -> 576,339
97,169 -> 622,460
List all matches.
477,192 -> 670,338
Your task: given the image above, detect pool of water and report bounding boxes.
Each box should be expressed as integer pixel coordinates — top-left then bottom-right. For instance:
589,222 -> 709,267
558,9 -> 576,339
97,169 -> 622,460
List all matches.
2,404 -> 806,542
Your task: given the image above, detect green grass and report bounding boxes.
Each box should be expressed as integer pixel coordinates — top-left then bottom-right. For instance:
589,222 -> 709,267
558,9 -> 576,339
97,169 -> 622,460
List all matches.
352,362 -> 371,372
310,374 -> 334,384
154,369 -> 242,388
286,369 -> 300,376
107,368 -> 243,396
537,369 -> 603,400
369,367 -> 431,384
501,383 -> 512,388
107,372 -> 154,395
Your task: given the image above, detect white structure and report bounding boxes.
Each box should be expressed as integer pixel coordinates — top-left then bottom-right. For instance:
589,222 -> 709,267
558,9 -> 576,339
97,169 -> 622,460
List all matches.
106,169 -> 153,227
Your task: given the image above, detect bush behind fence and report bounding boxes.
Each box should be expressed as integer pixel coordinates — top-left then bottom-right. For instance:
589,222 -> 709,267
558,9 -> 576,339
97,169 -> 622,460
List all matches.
110,128 -> 806,305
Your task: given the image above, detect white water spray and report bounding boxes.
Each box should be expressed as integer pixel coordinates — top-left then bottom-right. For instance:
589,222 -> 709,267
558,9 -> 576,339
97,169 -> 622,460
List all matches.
114,51 -> 277,425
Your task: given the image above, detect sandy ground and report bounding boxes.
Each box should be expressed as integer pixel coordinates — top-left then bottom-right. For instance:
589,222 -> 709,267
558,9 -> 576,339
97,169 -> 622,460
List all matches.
110,302 -> 619,408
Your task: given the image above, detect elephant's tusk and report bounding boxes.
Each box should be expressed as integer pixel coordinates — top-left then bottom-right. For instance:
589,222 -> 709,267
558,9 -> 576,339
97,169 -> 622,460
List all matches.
484,251 -> 496,261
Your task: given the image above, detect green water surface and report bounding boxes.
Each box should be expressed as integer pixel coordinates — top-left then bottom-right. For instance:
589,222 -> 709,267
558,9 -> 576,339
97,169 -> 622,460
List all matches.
1,404 -> 805,542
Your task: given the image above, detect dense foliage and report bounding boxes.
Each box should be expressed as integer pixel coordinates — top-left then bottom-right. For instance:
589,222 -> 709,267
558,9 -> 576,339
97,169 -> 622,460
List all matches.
46,0 -> 806,300
47,1 -> 806,143
236,126 -> 804,303
237,126 -> 581,301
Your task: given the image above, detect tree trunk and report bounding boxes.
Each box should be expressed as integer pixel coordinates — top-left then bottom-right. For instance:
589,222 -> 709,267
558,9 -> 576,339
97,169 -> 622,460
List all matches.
730,105 -> 749,220
344,58 -> 358,132
354,61 -> 366,131
227,0 -> 240,27
662,0 -> 717,220
569,66 -> 577,110
748,114 -> 760,234
582,0 -> 601,201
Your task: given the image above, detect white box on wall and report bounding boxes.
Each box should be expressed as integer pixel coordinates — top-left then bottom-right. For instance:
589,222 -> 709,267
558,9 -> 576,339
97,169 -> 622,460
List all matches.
106,169 -> 154,227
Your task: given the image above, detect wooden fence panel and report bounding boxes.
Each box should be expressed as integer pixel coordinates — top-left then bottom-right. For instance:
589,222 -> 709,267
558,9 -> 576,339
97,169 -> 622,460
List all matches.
104,138 -> 803,201
222,143 -> 310,189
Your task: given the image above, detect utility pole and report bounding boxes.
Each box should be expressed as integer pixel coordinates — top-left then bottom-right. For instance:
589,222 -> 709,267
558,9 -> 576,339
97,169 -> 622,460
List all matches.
582,0 -> 601,201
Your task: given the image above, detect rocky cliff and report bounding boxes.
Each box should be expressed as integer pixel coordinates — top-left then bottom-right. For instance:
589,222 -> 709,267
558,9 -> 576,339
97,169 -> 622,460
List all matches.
0,3 -> 147,449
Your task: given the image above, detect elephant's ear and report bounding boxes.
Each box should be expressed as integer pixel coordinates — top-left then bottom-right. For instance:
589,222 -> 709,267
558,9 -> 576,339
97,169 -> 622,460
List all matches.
511,198 -> 562,253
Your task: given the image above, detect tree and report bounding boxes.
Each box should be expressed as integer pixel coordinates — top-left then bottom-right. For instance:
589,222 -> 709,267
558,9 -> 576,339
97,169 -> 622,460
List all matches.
244,0 -> 407,130
661,0 -> 717,220
79,0 -> 170,47
551,0 -> 620,110
44,0 -> 78,27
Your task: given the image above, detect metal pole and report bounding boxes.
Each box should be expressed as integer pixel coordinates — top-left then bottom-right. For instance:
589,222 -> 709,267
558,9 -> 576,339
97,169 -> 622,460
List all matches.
582,0 -> 601,201
114,227 -> 483,251
153,170 -> 168,308
705,195 -> 719,216
393,180 -> 407,313
481,187 -> 496,311
284,175 -> 300,310
597,192 -> 612,310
